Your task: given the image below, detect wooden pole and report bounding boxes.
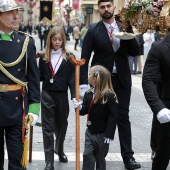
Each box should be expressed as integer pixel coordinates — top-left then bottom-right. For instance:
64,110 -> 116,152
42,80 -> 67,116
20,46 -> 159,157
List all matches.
28,52 -> 41,163
29,126 -> 33,163
69,56 -> 86,170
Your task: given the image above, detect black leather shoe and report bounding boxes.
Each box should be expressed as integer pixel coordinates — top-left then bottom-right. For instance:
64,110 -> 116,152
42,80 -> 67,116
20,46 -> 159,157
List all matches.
125,158 -> 141,169
45,163 -> 54,170
58,153 -> 68,163
151,151 -> 156,161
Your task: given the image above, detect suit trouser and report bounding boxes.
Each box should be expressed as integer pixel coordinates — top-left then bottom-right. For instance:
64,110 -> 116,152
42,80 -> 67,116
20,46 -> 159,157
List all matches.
0,124 -> 25,170
152,123 -> 170,170
111,76 -> 134,163
39,37 -> 44,50
41,90 -> 69,163
74,39 -> 79,50
82,129 -> 109,170
150,114 -> 158,152
137,55 -> 142,72
152,99 -> 170,170
128,56 -> 138,74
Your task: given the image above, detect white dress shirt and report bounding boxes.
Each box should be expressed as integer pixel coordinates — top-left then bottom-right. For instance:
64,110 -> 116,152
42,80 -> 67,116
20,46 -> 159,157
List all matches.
51,48 -> 63,74
103,20 -> 120,73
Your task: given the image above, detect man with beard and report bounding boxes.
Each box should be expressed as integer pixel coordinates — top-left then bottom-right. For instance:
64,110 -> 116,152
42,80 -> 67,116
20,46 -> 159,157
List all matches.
0,0 -> 40,169
80,0 -> 141,169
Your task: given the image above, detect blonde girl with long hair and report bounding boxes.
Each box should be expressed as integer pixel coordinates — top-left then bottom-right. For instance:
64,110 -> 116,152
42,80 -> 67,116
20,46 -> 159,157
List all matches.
39,26 -> 75,170
73,65 -> 118,170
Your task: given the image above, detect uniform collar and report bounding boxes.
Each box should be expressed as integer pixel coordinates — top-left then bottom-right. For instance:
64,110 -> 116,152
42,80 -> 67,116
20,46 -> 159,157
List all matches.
0,30 -> 14,41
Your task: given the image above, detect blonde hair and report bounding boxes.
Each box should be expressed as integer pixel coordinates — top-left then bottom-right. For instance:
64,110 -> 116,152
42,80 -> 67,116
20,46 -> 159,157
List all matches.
88,65 -> 118,104
44,26 -> 66,62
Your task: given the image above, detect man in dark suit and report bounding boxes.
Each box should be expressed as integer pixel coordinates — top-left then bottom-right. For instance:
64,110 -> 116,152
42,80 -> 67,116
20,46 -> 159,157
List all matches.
18,21 -> 27,32
142,29 -> 170,170
0,1 -> 40,169
26,21 -> 33,35
36,22 -> 45,50
80,0 -> 141,169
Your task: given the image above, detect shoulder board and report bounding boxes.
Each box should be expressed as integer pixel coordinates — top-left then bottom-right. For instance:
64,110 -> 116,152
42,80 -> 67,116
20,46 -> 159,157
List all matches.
16,30 -> 34,38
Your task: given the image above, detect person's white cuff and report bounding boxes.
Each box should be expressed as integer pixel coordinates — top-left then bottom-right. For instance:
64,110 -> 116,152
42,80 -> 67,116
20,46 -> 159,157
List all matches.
157,108 -> 170,124
72,98 -> 82,110
80,84 -> 88,88
79,84 -> 88,98
28,112 -> 39,126
104,137 -> 113,144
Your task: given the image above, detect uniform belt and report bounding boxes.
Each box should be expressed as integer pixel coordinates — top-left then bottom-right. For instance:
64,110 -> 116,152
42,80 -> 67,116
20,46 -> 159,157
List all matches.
111,73 -> 118,77
0,84 -> 22,92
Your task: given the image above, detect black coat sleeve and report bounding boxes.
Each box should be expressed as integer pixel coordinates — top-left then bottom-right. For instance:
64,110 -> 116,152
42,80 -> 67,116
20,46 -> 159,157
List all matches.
80,26 -> 95,85
27,38 -> 40,104
104,94 -> 118,139
142,43 -> 165,114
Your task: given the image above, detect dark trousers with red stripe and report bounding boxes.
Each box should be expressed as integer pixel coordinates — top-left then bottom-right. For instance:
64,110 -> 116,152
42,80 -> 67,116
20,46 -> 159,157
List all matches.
0,124 -> 26,170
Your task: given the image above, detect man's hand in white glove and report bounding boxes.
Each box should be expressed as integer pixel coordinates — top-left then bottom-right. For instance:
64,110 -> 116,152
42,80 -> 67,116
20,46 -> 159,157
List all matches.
79,84 -> 88,99
72,98 -> 82,110
157,108 -> 170,124
104,137 -> 113,144
27,113 -> 39,126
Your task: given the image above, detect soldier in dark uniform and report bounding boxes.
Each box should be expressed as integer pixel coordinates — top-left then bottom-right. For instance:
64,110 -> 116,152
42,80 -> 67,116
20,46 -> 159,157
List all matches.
0,0 -> 40,169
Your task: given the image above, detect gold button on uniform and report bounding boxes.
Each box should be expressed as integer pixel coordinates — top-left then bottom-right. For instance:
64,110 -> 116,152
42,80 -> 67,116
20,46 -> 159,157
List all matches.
15,97 -> 18,100
18,68 -> 21,71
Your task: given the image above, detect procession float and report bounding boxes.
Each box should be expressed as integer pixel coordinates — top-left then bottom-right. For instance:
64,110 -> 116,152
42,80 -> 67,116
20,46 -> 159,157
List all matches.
119,0 -> 170,36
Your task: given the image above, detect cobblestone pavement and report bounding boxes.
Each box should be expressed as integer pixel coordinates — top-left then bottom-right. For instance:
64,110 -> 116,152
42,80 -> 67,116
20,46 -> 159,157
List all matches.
4,34 -> 170,170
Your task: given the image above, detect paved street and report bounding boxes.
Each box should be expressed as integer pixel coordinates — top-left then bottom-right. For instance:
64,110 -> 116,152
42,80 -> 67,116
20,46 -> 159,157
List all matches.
4,33 -> 170,170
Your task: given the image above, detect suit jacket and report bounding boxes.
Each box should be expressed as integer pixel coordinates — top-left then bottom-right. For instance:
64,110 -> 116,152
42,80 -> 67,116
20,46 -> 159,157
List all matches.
0,31 -> 40,126
80,20 -> 139,88
142,32 -> 170,114
39,52 -> 75,99
135,34 -> 144,55
18,25 -> 27,32
36,25 -> 45,39
80,91 -> 118,139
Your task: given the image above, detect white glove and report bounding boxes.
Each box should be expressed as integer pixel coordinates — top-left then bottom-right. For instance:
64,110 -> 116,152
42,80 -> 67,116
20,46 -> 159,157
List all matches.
27,112 -> 39,126
72,98 -> 82,110
104,137 -> 113,144
79,84 -> 88,98
157,108 -> 170,124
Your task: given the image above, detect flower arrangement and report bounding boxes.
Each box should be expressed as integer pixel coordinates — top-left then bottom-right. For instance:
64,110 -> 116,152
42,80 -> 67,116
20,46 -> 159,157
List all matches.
124,0 -> 164,19
150,1 -> 164,17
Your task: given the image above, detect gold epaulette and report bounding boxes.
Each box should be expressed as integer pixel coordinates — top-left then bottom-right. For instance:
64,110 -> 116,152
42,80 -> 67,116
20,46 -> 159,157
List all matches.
16,30 -> 34,38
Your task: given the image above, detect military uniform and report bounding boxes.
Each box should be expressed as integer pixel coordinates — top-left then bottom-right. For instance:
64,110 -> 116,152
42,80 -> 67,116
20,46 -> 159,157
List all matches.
0,30 -> 40,169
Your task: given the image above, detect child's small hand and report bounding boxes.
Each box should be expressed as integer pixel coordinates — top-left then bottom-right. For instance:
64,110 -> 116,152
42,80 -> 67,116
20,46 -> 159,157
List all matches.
72,98 -> 82,110
104,137 -> 113,144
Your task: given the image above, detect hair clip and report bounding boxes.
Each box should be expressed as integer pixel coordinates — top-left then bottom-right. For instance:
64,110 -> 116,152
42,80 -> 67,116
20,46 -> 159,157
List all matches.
93,70 -> 100,77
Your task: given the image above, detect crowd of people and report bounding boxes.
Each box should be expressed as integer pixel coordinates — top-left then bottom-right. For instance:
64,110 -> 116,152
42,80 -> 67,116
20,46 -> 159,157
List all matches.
1,0 -> 170,170
18,21 -> 88,52
125,21 -> 162,75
